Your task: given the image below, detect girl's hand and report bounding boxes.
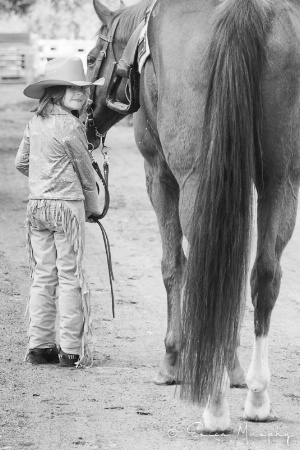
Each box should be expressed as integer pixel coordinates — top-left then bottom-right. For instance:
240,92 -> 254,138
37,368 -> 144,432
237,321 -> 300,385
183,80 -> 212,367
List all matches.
88,214 -> 101,223
85,211 -> 101,222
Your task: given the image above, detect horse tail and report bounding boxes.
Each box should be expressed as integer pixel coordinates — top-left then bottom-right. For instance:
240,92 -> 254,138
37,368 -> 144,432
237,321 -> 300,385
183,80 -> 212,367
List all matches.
180,0 -> 273,402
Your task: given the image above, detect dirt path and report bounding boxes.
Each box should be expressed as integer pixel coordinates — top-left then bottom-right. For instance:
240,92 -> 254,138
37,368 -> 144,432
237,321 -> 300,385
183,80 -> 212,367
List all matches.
0,84 -> 299,450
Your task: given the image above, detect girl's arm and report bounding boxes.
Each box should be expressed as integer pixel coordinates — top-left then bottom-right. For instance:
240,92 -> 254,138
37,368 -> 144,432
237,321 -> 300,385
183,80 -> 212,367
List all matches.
65,125 -> 102,216
15,124 -> 30,176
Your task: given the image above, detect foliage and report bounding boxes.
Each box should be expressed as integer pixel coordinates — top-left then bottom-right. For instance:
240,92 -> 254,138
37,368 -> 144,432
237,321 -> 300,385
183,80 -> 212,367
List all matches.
0,0 -> 100,39
0,0 -> 81,15
0,0 -> 36,15
28,0 -> 97,39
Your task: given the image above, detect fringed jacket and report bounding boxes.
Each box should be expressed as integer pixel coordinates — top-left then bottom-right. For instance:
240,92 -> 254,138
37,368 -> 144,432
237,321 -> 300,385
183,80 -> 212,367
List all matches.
15,104 -> 99,214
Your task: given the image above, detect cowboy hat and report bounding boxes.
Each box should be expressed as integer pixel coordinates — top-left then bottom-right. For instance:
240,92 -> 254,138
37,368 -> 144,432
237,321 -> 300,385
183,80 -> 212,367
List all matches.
24,57 -> 92,99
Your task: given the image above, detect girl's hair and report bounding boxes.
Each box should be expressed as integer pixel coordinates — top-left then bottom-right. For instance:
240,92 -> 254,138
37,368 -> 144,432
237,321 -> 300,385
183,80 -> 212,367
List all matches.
34,85 -> 89,118
35,86 -> 66,117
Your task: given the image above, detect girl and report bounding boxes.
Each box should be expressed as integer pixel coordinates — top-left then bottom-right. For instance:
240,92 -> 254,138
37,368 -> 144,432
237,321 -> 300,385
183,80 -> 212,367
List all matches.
15,57 -> 101,367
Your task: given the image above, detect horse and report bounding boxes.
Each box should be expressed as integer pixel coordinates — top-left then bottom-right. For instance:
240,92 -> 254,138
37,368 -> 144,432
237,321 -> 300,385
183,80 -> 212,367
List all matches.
86,0 -> 300,433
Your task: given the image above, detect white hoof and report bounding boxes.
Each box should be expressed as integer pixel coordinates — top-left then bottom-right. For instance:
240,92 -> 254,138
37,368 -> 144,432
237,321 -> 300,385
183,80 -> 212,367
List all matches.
154,370 -> 176,385
244,389 -> 277,421
201,400 -> 231,433
154,354 -> 178,385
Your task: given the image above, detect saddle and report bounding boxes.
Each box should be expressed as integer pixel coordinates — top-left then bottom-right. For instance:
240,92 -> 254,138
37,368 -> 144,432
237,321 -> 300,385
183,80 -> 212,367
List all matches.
106,10 -> 151,115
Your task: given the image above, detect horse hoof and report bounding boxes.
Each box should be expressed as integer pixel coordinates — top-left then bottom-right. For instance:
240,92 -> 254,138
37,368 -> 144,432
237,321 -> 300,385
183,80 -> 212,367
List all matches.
244,405 -> 278,422
198,427 -> 234,435
201,402 -> 231,433
230,382 -> 247,389
155,354 -> 179,385
154,371 -> 177,385
196,421 -> 233,435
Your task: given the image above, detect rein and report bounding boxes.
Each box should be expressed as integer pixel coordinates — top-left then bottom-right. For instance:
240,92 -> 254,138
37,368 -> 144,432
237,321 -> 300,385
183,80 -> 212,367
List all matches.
85,10 -> 147,318
85,18 -> 122,319
87,144 -> 115,319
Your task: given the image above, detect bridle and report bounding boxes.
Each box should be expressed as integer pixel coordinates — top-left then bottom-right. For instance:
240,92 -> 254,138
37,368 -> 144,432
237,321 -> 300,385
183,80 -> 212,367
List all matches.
85,15 -> 122,220
85,16 -> 121,152
85,17 -> 121,319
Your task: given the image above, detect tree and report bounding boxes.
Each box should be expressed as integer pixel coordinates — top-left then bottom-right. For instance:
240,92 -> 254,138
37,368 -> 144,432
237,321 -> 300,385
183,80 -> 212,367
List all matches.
0,0 -> 100,40
0,0 -> 87,16
0,0 -> 36,15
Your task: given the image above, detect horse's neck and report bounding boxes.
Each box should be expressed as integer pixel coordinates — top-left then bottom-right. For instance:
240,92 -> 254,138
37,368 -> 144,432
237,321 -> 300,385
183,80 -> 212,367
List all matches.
118,0 -> 154,43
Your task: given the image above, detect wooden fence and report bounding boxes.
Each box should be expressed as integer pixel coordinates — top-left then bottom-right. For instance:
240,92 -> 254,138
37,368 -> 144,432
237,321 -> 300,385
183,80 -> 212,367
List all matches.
0,33 -> 34,84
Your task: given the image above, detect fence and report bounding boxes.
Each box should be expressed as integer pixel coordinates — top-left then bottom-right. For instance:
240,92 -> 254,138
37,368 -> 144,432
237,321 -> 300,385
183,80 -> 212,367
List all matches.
35,39 -> 94,77
0,33 -> 33,83
0,34 -> 94,84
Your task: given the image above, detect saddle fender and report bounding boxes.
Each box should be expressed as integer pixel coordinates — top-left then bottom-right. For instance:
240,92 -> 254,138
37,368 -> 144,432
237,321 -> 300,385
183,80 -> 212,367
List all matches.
106,18 -> 146,114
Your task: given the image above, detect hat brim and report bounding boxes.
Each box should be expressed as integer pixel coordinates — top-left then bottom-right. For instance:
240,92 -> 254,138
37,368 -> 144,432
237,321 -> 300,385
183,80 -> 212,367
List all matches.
24,80 -> 92,99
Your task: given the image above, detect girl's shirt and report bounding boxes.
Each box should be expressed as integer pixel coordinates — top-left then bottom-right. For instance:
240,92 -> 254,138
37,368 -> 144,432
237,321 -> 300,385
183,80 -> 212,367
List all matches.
15,104 -> 99,213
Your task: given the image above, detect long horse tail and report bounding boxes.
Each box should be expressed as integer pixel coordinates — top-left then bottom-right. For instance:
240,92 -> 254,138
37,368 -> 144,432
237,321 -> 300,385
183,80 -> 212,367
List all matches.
180,0 -> 273,402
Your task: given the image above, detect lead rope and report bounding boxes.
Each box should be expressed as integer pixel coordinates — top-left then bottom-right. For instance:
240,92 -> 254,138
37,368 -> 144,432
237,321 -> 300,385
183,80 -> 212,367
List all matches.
88,136 -> 115,318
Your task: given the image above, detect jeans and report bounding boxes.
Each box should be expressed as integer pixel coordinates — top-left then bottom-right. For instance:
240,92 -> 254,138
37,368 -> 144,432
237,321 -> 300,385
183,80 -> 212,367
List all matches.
26,199 -> 89,355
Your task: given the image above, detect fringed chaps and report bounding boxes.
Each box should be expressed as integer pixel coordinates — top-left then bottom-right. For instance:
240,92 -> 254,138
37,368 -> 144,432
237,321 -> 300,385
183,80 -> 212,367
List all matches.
25,199 -> 93,367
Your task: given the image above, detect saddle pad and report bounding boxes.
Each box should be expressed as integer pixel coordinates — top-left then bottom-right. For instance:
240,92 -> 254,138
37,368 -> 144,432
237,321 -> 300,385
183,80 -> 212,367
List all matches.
138,23 -> 149,73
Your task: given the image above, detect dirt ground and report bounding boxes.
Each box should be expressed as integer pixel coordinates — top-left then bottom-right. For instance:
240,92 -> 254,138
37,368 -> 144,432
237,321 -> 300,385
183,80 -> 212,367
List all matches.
0,83 -> 299,450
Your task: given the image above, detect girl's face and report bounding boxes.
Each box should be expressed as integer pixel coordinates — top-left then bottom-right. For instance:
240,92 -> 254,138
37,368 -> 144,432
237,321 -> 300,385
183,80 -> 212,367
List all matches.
61,86 -> 88,112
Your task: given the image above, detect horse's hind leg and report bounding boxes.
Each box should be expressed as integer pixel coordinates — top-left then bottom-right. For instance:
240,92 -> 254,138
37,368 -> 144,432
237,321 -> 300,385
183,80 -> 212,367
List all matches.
228,344 -> 246,388
244,178 -> 299,421
228,298 -> 247,388
143,160 -> 185,385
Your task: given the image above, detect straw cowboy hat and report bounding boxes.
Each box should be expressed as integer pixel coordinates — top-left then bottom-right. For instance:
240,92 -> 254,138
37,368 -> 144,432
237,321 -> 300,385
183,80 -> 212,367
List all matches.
24,57 -> 93,99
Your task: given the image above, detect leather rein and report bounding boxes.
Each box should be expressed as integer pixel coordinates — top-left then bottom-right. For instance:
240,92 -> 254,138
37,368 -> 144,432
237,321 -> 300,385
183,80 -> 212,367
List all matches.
85,17 -> 121,319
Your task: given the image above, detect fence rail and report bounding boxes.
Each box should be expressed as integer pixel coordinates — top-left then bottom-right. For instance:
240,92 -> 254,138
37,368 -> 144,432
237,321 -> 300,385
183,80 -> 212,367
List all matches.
0,33 -> 33,84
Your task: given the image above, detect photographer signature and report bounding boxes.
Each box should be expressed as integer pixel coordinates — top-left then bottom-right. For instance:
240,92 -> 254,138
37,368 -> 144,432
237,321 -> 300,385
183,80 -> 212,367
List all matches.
168,421 -> 294,446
